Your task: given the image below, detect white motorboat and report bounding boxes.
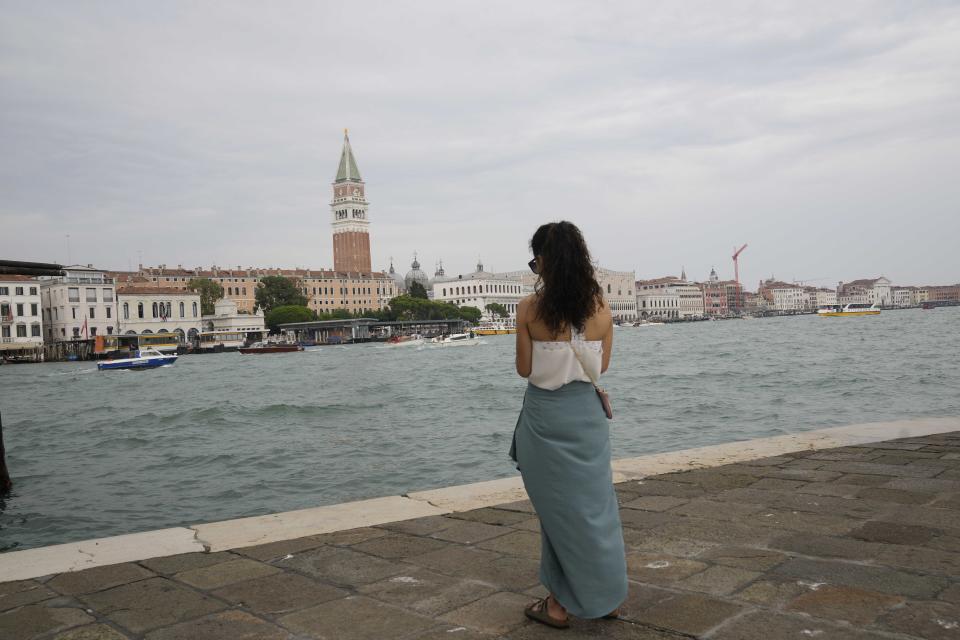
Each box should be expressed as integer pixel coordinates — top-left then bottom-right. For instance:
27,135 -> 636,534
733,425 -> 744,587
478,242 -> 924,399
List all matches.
97,348 -> 177,371
429,333 -> 481,347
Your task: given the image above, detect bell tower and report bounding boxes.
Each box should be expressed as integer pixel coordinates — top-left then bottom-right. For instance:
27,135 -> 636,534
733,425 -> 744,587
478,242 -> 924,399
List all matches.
331,130 -> 372,273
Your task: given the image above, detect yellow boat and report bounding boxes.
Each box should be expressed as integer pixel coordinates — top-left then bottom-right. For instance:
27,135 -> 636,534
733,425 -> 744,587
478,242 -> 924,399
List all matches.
817,303 -> 881,317
472,323 -> 517,335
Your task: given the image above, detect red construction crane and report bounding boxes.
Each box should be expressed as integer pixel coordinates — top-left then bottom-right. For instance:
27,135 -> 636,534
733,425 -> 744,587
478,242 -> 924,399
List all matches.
732,244 -> 748,286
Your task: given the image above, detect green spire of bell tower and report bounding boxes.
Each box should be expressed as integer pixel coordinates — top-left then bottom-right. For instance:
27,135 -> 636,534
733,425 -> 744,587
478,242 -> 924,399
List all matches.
335,129 -> 363,182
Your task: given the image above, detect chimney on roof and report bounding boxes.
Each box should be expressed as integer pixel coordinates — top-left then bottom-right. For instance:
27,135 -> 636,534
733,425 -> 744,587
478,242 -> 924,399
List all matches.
178,264 -> 182,270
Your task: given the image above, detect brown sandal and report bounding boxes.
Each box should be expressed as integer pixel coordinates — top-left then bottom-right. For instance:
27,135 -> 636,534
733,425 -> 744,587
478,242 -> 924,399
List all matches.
524,596 -> 570,629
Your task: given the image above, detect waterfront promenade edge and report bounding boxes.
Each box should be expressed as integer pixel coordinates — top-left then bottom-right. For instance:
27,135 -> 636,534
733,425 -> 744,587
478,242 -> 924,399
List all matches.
1,417 -> 959,638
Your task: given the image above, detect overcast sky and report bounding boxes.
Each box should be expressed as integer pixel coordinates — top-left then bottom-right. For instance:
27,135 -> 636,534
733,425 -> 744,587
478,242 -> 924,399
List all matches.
2,1 -> 958,288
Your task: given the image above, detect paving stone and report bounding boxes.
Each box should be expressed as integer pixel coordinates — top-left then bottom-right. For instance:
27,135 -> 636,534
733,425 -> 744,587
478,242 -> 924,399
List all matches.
625,479 -> 705,498
749,477 -> 809,491
678,565 -> 760,595
932,492 -> 960,510
439,591 -> 534,635
821,461 -> 942,478
698,545 -> 787,571
619,582 -> 674,618
858,487 -> 933,504
81,577 -> 224,634
736,467 -> 842,483
212,571 -> 347,614
940,583 -> 960,604
139,551 -> 237,575
797,482 -> 864,498
0,604 -> 94,640
717,487 -> 884,519
785,584 -> 903,625
873,454 -> 927,465
807,449 -> 882,461
48,562 -> 155,596
277,546 -> 406,587
507,619 -> 685,640
733,579 -> 811,607
651,516 -> 783,545
628,592 -> 743,636
771,557 -> 947,599
928,534 -> 960,553
447,507 -> 534,527
619,509 -> 684,531
174,557 -> 280,589
351,532 -> 454,559
279,595 -> 435,640
849,521 -> 939,545
750,508 -> 861,535
679,472 -> 759,492
940,469 -> 960,480
768,532 -> 884,561
620,496 -> 689,512
743,454 -> 797,466
379,515 -> 459,536
495,498 -> 536,513
411,627 -> 496,640
409,544 -> 541,589
836,473 -> 892,486
476,530 -> 541,558
512,517 -> 541,533
234,536 -> 328,561
876,504 -> 960,534
431,520 -> 513,544
359,567 -> 498,616
671,499 -> 764,522
876,599 -> 960,640
624,552 -> 707,585
144,610 -> 292,640
710,610 -> 882,640
0,579 -> 57,612
52,623 -> 131,639
876,545 -> 960,576
311,526 -> 391,546
883,478 -> 960,494
621,531 -> 715,557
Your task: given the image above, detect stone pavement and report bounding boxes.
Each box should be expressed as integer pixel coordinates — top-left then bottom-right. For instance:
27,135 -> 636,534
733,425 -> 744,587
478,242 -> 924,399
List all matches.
2,431 -> 959,640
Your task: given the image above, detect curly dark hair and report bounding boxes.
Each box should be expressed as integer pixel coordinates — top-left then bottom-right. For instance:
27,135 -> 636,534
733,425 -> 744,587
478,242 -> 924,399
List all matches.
530,221 -> 603,335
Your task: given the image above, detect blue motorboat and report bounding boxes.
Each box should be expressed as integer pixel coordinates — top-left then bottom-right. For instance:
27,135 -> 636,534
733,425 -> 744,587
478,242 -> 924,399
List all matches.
97,348 -> 178,371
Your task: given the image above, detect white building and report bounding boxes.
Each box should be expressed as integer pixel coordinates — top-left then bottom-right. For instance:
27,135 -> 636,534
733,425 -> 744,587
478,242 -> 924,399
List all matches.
807,288 -> 838,309
636,274 -> 704,320
891,287 -> 914,308
432,261 -> 525,322
1,276 -> 43,357
838,277 -> 893,307
39,265 -> 117,341
117,286 -> 202,344
597,268 -> 638,322
202,298 -> 266,335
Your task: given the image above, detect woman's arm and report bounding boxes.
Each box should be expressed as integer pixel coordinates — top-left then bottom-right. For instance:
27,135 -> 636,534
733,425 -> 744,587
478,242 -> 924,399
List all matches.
600,303 -> 614,374
515,297 -> 533,378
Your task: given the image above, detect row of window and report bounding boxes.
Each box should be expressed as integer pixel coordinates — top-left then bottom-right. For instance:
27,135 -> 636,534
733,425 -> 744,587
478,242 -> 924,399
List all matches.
122,301 -> 198,320
0,286 -> 38,296
1,302 -> 38,317
1,324 -> 41,338
441,283 -> 521,297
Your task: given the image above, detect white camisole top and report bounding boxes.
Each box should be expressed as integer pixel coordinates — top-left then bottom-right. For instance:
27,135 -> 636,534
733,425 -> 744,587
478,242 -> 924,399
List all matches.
528,327 -> 603,391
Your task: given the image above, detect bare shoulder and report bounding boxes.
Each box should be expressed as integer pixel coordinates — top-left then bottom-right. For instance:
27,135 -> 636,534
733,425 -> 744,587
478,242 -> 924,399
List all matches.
517,294 -> 537,317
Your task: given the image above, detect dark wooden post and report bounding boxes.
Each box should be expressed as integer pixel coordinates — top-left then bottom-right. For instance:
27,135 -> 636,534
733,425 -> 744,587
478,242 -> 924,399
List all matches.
0,411 -> 10,493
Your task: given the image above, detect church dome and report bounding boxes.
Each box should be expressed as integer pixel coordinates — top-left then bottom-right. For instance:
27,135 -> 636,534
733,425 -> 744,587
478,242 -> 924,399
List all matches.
388,259 -> 405,292
404,255 -> 429,291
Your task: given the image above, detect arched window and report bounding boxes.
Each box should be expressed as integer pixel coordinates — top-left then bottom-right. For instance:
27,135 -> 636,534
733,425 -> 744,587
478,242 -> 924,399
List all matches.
607,284 -> 612,294
193,301 -> 198,317
152,302 -> 158,318
137,302 -> 144,318
179,302 -> 185,317
123,302 -> 129,319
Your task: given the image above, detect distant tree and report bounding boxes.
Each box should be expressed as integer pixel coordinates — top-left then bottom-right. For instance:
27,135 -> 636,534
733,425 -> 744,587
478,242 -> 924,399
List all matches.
317,308 -> 354,321
188,277 -> 224,316
409,281 -> 428,299
256,276 -> 307,313
485,302 -> 509,318
265,305 -> 316,333
458,306 -> 483,323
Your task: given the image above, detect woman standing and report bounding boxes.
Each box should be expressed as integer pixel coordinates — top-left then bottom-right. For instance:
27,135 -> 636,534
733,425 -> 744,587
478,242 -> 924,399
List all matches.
510,221 -> 627,628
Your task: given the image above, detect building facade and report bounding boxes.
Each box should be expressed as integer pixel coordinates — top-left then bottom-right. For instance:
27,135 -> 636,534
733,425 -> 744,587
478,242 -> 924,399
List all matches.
202,299 -> 266,335
432,261 -> 525,321
330,130 -> 372,274
838,277 -> 893,307
807,287 -> 838,309
116,286 -> 202,343
0,276 -> 43,355
699,268 -> 741,317
597,268 -> 638,322
40,265 -> 117,341
758,280 -> 806,312
636,274 -> 704,320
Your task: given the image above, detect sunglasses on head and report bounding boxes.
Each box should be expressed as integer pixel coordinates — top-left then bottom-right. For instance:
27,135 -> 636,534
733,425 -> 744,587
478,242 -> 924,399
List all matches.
528,258 -> 538,274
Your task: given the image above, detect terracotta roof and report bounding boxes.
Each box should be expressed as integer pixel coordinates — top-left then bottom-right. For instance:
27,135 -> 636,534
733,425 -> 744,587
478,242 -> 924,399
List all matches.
636,276 -> 682,286
0,275 -> 36,282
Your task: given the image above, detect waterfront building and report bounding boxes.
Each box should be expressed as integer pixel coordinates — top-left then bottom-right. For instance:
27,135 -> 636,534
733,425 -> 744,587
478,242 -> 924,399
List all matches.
116,286 -> 202,344
39,265 -> 117,342
597,268 -> 638,322
432,260 -> 524,321
331,130 -> 372,274
388,258 -> 406,296
202,298 -> 266,339
0,275 -> 43,359
807,287 -> 838,309
758,279 -> 806,313
636,274 -> 704,320
838,277 -> 893,307
698,268 -> 742,317
891,287 -> 915,308
926,284 -> 960,303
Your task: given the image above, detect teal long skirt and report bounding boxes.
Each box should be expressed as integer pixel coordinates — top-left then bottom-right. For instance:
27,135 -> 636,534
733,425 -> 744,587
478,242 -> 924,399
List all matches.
509,381 -> 628,618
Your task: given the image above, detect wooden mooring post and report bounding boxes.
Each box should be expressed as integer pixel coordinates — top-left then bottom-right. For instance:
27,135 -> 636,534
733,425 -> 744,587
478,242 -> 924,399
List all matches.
0,411 -> 10,493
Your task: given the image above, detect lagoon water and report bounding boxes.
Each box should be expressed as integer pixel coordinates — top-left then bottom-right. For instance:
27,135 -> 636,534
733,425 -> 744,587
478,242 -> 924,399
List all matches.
1,307 -> 958,552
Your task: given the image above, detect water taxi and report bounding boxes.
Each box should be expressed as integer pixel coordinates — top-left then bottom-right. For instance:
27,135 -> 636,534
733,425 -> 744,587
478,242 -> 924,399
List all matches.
385,334 -> 424,347
97,348 -> 177,371
238,342 -> 303,354
472,323 -> 516,336
817,303 -> 881,317
430,333 -> 482,347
